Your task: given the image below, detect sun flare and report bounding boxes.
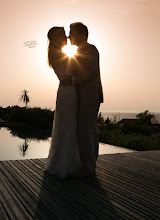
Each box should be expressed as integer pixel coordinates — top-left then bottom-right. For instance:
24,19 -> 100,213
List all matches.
62,39 -> 77,57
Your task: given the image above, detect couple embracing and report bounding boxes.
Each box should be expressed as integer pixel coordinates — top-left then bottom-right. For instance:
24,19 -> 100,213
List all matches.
45,22 -> 103,179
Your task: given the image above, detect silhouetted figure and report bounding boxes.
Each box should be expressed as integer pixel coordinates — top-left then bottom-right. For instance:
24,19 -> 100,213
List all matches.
68,22 -> 104,178
45,24 -> 103,179
45,27 -> 81,179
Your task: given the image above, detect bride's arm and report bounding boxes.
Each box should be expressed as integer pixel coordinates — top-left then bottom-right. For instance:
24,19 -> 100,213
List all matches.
52,53 -> 74,81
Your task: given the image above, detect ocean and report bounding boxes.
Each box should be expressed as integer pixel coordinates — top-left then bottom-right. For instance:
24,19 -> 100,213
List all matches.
101,112 -> 160,123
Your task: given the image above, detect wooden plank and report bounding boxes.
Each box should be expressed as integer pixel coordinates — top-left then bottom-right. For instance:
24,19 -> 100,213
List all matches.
17,157 -> 158,219
0,202 -> 9,220
126,150 -> 160,163
3,160 -> 71,220
39,156 -> 157,217
0,162 -> 52,220
20,158 -> 119,219
1,151 -> 160,219
96,165 -> 160,204
98,154 -> 160,183
1,174 -> 32,219
98,157 -> 160,189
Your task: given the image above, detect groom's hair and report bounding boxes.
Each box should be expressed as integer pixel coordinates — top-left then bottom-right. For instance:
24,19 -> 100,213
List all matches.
70,22 -> 88,40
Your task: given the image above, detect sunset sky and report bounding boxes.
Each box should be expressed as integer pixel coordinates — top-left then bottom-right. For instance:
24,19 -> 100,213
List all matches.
1,0 -> 160,113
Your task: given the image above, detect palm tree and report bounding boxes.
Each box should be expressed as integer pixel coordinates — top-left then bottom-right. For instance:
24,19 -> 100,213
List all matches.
19,89 -> 30,108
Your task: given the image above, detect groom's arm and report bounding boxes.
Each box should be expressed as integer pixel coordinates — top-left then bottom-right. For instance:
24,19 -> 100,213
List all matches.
72,45 -> 99,86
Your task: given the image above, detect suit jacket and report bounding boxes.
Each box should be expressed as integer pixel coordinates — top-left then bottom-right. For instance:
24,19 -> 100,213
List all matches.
73,42 -> 104,105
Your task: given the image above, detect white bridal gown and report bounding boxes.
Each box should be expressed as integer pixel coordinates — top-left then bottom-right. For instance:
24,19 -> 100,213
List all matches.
45,56 -> 81,179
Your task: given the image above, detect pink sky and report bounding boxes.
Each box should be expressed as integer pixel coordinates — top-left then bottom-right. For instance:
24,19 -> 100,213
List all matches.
1,0 -> 160,112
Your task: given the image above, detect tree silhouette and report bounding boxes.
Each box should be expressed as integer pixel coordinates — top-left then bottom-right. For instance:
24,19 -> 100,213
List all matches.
105,117 -> 111,125
18,139 -> 29,157
97,112 -> 105,125
19,89 -> 30,108
136,110 -> 157,124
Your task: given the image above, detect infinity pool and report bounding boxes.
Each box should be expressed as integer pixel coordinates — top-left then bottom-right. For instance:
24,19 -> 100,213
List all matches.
0,126 -> 133,161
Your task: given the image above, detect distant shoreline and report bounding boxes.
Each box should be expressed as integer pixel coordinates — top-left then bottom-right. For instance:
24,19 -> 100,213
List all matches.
101,111 -> 160,123
100,111 -> 160,114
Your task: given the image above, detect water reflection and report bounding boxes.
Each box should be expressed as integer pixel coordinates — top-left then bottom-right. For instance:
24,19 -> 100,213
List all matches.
0,126 -> 52,161
7,125 -> 51,141
19,139 -> 29,157
7,125 -> 52,158
0,125 -> 132,161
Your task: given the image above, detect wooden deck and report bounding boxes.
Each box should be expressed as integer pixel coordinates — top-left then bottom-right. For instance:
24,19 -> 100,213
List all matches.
1,151 -> 160,220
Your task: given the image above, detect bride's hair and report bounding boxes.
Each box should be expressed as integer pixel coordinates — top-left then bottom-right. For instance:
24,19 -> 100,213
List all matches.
47,27 -> 64,68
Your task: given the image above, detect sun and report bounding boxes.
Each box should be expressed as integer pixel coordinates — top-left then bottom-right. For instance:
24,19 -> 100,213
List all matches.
62,39 -> 77,57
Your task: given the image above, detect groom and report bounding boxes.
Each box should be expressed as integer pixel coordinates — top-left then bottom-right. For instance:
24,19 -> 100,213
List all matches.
69,22 -> 104,178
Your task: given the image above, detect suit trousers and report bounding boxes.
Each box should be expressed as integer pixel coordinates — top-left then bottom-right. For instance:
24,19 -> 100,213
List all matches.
77,103 -> 100,172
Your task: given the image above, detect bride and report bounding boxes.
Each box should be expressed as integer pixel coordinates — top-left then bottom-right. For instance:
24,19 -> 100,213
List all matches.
44,27 -> 81,179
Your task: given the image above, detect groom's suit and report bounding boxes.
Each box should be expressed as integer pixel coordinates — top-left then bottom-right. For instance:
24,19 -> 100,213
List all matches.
73,42 -> 103,173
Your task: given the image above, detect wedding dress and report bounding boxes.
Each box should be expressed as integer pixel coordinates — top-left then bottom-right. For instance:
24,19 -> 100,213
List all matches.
45,52 -> 81,179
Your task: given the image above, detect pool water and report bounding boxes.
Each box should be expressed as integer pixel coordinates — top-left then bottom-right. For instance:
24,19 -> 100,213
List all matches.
0,126 -> 133,161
